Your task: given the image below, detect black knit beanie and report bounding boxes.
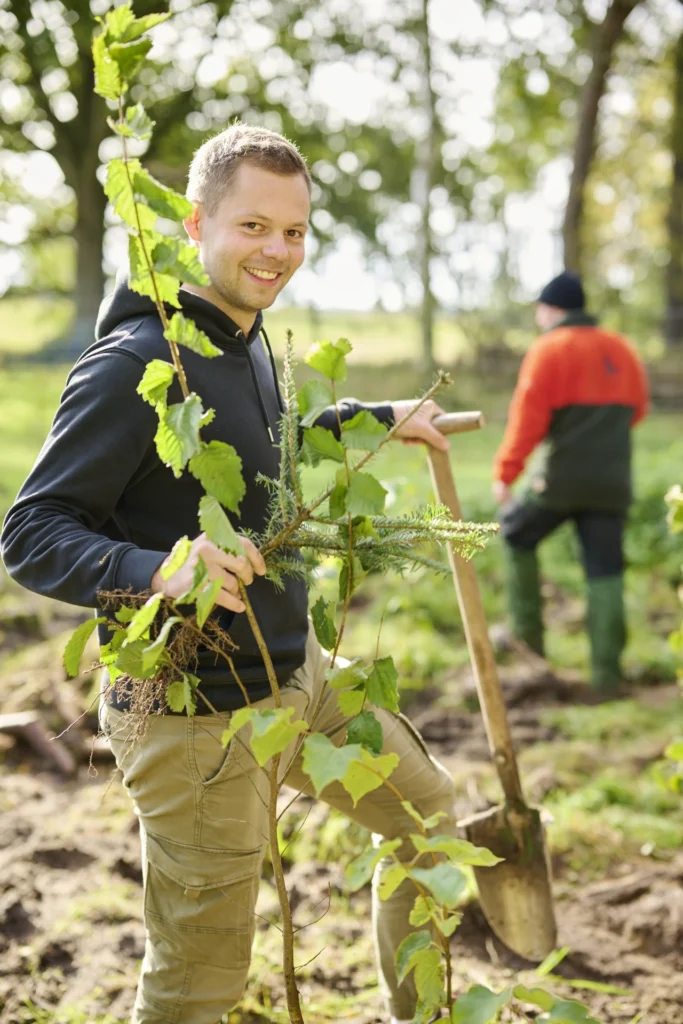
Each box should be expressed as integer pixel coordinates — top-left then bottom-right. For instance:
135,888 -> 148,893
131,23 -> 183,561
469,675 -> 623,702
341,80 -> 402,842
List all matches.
538,271 -> 585,310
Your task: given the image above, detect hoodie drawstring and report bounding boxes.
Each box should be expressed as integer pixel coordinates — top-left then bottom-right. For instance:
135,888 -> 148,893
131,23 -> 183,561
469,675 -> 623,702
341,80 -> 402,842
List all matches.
241,336 -> 275,444
260,328 -> 285,416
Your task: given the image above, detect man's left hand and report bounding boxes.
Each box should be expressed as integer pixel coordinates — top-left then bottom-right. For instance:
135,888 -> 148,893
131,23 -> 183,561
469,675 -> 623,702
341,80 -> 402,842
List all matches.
391,399 -> 449,452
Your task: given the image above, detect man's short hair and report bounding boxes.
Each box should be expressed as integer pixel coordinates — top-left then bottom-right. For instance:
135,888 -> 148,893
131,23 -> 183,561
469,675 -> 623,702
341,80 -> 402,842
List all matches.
186,122 -> 311,215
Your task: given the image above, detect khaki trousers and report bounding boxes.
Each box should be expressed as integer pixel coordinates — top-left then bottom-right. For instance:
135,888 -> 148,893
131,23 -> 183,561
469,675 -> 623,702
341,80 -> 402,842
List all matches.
101,631 -> 457,1023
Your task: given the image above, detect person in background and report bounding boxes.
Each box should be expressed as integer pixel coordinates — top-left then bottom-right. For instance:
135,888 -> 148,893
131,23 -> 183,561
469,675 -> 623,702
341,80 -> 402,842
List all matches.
492,271 -> 649,693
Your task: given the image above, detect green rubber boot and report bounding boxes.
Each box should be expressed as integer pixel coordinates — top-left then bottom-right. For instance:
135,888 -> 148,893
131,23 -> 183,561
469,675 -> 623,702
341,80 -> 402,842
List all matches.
505,545 -> 544,655
586,575 -> 626,693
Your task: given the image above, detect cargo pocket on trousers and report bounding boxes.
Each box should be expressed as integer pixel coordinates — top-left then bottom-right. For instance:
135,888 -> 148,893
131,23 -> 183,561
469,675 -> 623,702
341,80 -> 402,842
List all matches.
143,832 -> 262,968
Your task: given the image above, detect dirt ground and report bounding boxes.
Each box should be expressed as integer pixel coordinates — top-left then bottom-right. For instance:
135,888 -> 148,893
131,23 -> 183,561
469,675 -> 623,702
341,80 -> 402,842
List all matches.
0,610 -> 682,1024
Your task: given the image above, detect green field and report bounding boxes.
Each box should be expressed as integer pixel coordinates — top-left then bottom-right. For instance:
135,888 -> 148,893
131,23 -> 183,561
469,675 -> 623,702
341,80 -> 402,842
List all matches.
1,311 -> 682,1023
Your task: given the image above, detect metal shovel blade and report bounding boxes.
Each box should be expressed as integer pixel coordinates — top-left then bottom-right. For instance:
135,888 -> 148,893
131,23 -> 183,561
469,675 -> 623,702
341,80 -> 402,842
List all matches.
460,801 -> 557,961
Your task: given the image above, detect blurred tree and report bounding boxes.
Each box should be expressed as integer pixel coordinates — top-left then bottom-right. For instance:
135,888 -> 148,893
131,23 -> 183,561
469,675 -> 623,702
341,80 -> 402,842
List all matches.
563,0 -> 642,273
666,9 -> 683,345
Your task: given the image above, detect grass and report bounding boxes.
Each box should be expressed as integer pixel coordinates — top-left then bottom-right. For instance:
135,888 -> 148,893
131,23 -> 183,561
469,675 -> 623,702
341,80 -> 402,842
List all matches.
0,309 -> 681,902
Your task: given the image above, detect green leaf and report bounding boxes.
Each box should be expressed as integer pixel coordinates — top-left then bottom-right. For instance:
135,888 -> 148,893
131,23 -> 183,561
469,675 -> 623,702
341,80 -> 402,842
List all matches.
124,593 -> 162,644
137,359 -> 175,409
302,733 -> 363,795
302,426 -> 345,465
451,985 -> 511,1024
152,238 -> 208,286
115,605 -> 137,624
63,617 -> 105,677
198,495 -> 242,555
342,748 -> 399,805
395,930 -> 433,985
109,37 -> 152,83
337,688 -> 366,717
329,470 -> 348,519
345,472 -> 387,516
410,834 -> 502,867
377,862 -> 408,900
410,862 -> 468,908
513,986 -> 554,1011
220,706 -> 255,748
161,536 -> 192,581
105,8 -> 171,44
365,656 -> 399,712
189,441 -> 245,512
665,485 -> 683,534
155,395 -> 204,477
311,596 -> 338,651
409,895 -> 436,927
339,554 -> 366,600
341,409 -> 388,451
129,233 -> 180,307
196,579 -> 222,629
101,3 -> 135,44
105,158 -> 155,232
441,912 -> 462,937
402,802 -> 448,831
345,838 -> 402,891
165,311 -> 222,359
326,658 -> 368,690
141,616 -> 181,674
346,710 -> 383,755
92,33 -> 122,100
298,380 -> 334,427
304,338 -> 352,382
536,947 -> 570,977
133,169 -> 194,222
541,999 -> 601,1023
413,948 -> 444,1008
114,638 -> 159,679
665,738 -> 683,760
352,515 -> 378,538
248,707 -> 308,766
111,102 -> 155,140
166,672 -> 198,716
176,556 -> 210,604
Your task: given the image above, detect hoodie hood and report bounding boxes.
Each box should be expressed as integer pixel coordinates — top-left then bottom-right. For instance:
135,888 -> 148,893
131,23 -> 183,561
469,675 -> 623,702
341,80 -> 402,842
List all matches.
96,270 -> 264,353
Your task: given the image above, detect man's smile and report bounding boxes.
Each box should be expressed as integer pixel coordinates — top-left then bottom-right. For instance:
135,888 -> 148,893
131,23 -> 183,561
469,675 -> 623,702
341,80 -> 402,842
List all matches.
244,266 -> 283,284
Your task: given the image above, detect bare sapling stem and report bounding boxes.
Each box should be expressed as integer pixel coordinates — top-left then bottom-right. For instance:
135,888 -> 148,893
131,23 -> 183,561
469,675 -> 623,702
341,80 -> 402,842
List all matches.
268,755 -> 305,1023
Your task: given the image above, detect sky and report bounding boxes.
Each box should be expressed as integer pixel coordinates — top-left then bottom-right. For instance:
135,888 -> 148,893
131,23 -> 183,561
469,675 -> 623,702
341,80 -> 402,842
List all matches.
2,0 -> 683,312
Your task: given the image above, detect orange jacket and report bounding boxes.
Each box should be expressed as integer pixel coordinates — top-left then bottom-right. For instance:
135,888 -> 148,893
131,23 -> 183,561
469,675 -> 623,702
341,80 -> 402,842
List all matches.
494,319 -> 649,500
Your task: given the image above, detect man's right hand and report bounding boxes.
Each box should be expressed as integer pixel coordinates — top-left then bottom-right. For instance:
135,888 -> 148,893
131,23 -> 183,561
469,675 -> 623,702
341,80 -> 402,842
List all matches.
151,533 -> 266,614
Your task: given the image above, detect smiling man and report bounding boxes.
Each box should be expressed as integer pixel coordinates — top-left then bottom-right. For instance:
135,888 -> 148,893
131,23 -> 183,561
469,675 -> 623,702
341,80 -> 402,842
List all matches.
2,124 -> 456,1024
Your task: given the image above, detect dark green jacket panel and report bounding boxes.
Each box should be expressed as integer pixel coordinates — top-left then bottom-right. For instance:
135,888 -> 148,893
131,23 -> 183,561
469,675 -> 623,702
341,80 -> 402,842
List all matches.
529,404 -> 634,512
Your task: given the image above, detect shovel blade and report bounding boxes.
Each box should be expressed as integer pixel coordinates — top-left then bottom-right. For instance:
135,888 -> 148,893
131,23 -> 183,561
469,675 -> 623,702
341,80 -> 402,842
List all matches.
461,802 -> 557,961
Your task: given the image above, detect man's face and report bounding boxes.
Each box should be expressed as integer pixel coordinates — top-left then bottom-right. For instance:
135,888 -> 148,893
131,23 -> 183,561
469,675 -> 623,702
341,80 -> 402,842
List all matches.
185,162 -> 310,319
535,302 -> 565,332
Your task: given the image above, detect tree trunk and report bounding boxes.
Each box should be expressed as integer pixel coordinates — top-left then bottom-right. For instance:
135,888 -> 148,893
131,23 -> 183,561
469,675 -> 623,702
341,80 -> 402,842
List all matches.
66,178 -> 107,356
562,0 -> 640,273
415,0 -> 437,374
665,28 -> 683,346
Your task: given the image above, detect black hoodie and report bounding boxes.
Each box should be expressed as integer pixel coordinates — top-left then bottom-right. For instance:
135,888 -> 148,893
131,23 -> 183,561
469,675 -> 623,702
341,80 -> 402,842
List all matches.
1,276 -> 393,711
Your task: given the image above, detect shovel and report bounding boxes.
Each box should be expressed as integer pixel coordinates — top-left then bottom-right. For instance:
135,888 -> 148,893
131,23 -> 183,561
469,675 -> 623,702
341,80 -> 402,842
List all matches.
427,411 -> 557,961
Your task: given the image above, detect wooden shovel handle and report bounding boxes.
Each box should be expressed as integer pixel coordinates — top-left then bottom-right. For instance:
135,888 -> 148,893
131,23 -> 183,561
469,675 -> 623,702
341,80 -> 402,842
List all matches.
432,411 -> 485,435
427,446 -> 526,805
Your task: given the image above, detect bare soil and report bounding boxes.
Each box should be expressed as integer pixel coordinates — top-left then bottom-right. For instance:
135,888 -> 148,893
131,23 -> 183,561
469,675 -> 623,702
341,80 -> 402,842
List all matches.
0,630 -> 681,1023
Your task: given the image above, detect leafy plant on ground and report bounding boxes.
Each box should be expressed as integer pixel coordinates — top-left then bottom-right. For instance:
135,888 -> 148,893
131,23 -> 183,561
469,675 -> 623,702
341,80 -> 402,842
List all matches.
662,485 -> 683,792
57,5 -> 605,1022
